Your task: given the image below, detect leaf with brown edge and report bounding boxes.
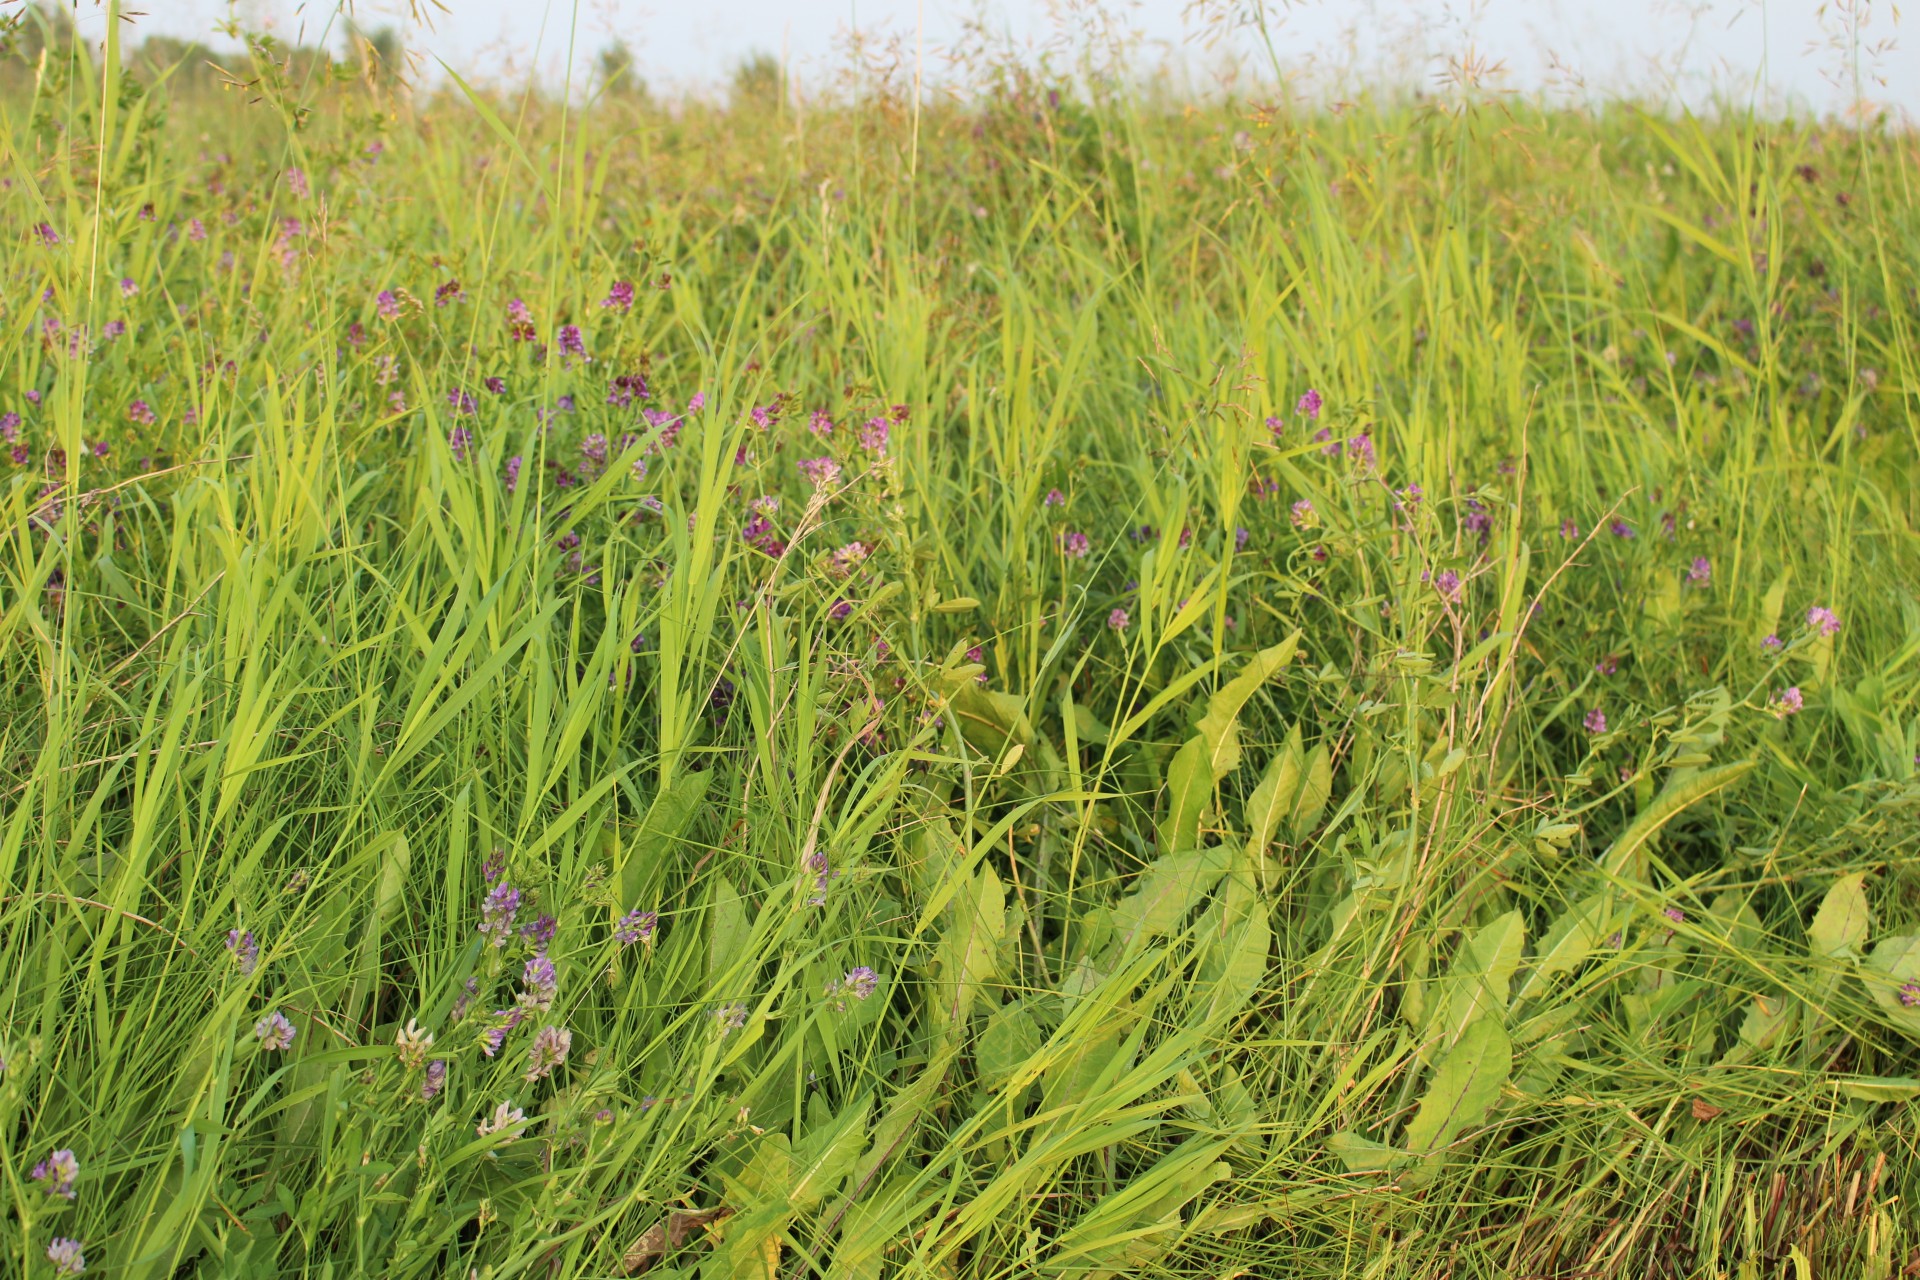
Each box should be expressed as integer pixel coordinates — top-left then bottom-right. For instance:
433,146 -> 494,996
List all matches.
621,1205 -> 735,1274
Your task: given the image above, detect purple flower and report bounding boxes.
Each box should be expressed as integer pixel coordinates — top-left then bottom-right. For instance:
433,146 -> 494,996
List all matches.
378,1010 -> 428,1066
1107,607 -> 1130,631
828,598 -> 853,620
1582,708 -> 1608,735
712,1002 -> 749,1036
1461,500 -> 1493,540
1265,415 -> 1283,439
1345,432 -> 1376,472
1609,518 -> 1635,539
1806,605 -> 1840,636
447,389 -> 477,416
46,1238 -> 85,1277
422,1059 -> 448,1101
601,280 -> 635,312
858,416 -> 890,453
434,279 -> 465,308
1044,487 -> 1065,507
484,376 -> 507,395
522,914 -> 557,951
476,1100 -> 526,1140
521,956 -> 557,1009
286,167 -> 309,199
1595,654 -> 1619,676
1296,388 -> 1322,419
36,221 -> 61,246
830,541 -> 870,576
1662,906 -> 1685,924
1761,634 -> 1782,652
30,1149 -> 78,1200
557,325 -> 587,360
480,883 -> 521,947
580,433 -> 609,470
1290,498 -> 1317,528
1,412 -> 19,440
1900,981 -> 1920,1009
254,1011 -> 296,1051
376,290 -> 400,320
806,850 -> 836,906
843,966 -> 879,1000
507,297 -> 533,326
799,456 -> 842,490
451,976 -> 480,1024
524,1025 -> 572,1082
504,455 -> 523,494
607,373 -> 649,409
119,277 -> 138,298
615,908 -> 657,946
1434,569 -> 1462,602
128,400 -> 156,426
1687,557 -> 1711,587
447,426 -> 473,461
807,408 -> 834,437
1770,686 -> 1803,717
1235,526 -> 1251,551
1061,531 -> 1090,559
226,929 -> 259,977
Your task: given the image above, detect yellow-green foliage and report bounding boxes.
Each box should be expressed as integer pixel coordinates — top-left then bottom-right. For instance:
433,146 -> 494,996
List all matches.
2,15 -> 1919,1279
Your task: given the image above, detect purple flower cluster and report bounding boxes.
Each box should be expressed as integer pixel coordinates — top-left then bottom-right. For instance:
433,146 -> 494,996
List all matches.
615,908 -> 657,946
226,929 -> 259,977
254,1011 -> 296,1051
31,1149 -> 79,1199
480,883 -> 521,947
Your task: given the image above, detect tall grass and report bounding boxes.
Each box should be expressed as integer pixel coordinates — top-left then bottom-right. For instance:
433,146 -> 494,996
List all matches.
2,10 -> 1918,1278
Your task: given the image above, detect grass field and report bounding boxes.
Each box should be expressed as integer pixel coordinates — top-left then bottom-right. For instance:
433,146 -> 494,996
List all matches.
3,6 -> 1919,1277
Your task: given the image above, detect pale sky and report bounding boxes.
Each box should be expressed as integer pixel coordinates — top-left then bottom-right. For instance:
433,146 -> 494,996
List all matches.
99,0 -> 1918,118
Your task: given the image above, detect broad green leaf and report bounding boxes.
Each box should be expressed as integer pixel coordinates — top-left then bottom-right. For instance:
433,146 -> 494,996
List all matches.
1196,899 -> 1271,1024
1194,632 -> 1301,779
1403,1018 -> 1510,1156
789,1093 -> 871,1210
930,866 -> 1005,1032
1600,760 -> 1755,881
976,1003 -> 1043,1085
623,768 -> 713,904
1733,990 -> 1797,1052
1112,849 -> 1229,946
1243,724 -> 1304,858
1157,735 -> 1212,853
948,682 -> 1034,756
1516,894 -> 1612,1002
1809,873 -> 1870,958
1836,1077 -> 1920,1102
1043,1135 -> 1231,1279
1863,935 -> 1920,1031
1327,1130 -> 1406,1172
1427,911 -> 1524,1050
707,874 -> 753,988
1289,743 -> 1332,843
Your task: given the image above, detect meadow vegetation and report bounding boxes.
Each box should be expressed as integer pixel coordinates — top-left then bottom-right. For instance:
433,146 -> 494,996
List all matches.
2,6 -> 1919,1276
